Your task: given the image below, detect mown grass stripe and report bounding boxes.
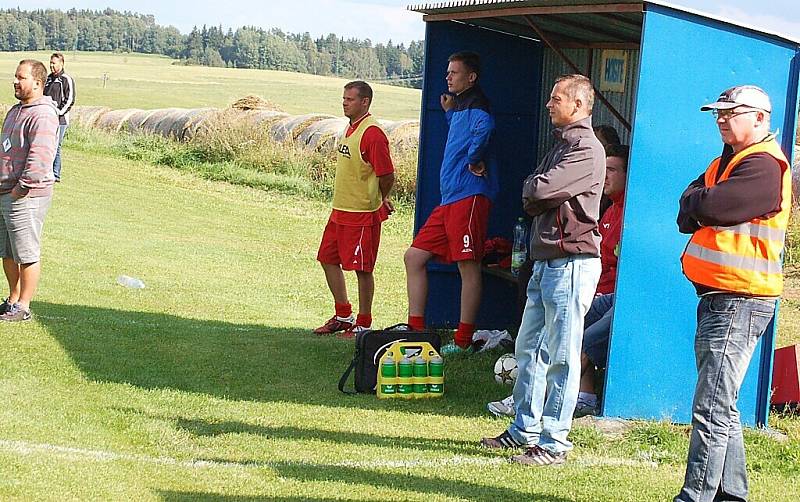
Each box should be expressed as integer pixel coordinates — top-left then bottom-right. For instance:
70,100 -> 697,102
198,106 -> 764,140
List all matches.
0,438 -> 658,471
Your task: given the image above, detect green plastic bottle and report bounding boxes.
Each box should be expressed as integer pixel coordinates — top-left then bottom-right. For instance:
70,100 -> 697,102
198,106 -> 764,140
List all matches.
380,356 -> 396,395
397,356 -> 413,397
413,356 -> 429,396
428,355 -> 444,395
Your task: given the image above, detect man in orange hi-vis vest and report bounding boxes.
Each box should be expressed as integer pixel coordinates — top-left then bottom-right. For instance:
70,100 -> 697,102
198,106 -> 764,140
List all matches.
675,85 -> 791,502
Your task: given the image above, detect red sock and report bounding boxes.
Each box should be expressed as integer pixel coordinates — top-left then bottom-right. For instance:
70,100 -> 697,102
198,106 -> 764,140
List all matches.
408,315 -> 425,331
356,313 -> 372,328
335,303 -> 352,319
455,322 -> 475,348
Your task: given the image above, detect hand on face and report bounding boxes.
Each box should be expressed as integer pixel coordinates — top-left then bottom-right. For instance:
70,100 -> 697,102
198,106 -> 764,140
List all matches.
440,93 -> 456,111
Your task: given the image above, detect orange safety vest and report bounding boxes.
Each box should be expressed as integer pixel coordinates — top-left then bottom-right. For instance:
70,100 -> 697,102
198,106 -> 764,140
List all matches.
681,139 -> 791,296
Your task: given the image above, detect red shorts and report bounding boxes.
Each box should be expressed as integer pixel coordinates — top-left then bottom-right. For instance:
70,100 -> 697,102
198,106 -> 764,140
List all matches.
317,215 -> 382,272
411,195 -> 491,263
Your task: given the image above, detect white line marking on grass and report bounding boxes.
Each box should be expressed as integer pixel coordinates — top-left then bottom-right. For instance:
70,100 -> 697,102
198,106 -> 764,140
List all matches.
0,439 -> 247,470
0,439 -> 657,471
340,456 -> 507,469
34,315 -> 266,332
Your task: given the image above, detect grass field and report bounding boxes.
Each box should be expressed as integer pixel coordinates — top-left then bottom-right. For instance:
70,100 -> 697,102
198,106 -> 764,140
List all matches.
0,51 -> 422,120
0,136 -> 797,500
0,50 -> 798,500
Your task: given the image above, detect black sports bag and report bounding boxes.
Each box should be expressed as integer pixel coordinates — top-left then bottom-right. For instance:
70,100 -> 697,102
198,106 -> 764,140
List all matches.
338,324 -> 441,394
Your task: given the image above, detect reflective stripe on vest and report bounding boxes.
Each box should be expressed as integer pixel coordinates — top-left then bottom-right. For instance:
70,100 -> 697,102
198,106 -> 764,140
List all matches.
680,138 -> 791,296
710,222 -> 786,242
683,243 -> 782,275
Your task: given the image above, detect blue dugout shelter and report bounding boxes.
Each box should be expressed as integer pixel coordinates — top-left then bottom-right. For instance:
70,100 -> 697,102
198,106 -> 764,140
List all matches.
407,0 -> 800,426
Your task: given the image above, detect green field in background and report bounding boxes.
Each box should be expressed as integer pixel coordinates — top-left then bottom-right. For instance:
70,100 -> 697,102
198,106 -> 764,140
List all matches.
0,51 -> 422,120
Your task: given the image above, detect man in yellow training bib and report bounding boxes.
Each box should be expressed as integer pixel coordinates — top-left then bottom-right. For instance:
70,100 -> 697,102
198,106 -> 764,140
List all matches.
314,81 -> 395,338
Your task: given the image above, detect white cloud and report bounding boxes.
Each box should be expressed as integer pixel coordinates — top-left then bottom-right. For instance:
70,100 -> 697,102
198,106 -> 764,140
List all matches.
679,4 -> 800,42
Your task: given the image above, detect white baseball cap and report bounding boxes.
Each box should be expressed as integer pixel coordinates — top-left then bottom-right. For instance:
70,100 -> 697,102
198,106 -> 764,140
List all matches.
701,85 -> 772,113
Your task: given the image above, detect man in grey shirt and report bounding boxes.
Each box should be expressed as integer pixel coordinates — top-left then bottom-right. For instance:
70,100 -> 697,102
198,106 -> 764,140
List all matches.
481,74 -> 606,466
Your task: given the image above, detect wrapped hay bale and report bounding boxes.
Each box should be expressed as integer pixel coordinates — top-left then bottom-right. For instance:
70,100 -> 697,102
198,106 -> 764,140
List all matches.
383,120 -> 420,153
298,117 -> 348,152
270,113 -> 335,143
96,109 -> 143,132
160,108 -> 210,141
68,105 -> 111,128
178,108 -> 218,141
140,108 -> 185,136
191,108 -> 244,140
123,109 -> 158,132
152,108 -> 192,140
245,109 -> 290,128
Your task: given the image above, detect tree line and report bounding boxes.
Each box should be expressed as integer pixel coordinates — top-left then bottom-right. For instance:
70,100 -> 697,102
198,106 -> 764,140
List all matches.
0,8 -> 424,88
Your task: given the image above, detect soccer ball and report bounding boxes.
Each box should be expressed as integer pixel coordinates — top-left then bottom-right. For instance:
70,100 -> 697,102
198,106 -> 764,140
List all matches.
494,353 -> 518,385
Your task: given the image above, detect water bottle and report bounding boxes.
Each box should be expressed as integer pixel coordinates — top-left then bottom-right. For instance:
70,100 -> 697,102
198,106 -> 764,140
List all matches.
397,356 -> 414,398
412,356 -> 429,396
116,275 -> 145,289
511,217 -> 527,277
380,356 -> 397,395
428,355 -> 444,395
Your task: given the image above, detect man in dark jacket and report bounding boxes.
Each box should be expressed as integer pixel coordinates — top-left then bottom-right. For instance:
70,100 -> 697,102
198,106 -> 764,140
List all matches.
481,74 -> 605,466
44,52 -> 75,182
404,51 -> 497,349
674,85 -> 789,502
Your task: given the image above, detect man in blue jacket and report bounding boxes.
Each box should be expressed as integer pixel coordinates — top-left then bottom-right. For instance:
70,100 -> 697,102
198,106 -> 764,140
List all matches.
404,51 -> 497,348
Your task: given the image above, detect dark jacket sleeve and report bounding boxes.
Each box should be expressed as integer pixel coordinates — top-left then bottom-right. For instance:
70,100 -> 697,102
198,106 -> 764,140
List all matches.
677,153 -> 782,231
676,174 -> 705,234
57,74 -> 75,116
522,139 -> 601,216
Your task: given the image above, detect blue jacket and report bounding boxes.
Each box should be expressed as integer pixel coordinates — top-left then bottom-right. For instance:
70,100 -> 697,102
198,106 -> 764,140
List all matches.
440,85 -> 498,205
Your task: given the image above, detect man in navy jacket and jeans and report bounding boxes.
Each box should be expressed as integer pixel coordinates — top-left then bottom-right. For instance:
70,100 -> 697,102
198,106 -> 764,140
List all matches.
44,52 -> 75,182
404,51 -> 497,348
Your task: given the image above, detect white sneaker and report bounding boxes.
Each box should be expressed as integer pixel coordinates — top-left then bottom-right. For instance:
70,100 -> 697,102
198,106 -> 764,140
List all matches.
487,395 -> 515,417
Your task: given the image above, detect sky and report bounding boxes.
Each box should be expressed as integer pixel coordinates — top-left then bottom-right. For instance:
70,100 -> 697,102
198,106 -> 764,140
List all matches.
5,0 -> 800,44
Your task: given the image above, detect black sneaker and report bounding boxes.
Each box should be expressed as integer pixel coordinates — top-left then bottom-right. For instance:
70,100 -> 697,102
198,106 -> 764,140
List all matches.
0,297 -> 11,315
1,303 -> 31,322
480,430 -> 530,449
510,445 -> 567,466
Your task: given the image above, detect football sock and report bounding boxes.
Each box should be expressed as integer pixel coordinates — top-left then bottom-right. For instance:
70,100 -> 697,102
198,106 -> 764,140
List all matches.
455,322 -> 475,348
335,302 -> 353,319
356,313 -> 372,328
408,315 -> 425,331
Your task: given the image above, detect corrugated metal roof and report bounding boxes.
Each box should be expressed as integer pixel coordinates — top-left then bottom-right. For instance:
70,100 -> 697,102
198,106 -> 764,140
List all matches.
407,0 -> 800,46
408,1 -> 644,46
409,0 -> 640,14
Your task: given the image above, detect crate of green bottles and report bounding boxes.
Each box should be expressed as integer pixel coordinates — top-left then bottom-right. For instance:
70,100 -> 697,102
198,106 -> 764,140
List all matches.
377,341 -> 444,399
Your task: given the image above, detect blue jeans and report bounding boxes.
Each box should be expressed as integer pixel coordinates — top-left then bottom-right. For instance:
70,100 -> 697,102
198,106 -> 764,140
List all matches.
53,124 -> 68,181
582,293 -> 615,367
675,294 -> 776,502
509,255 -> 600,454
